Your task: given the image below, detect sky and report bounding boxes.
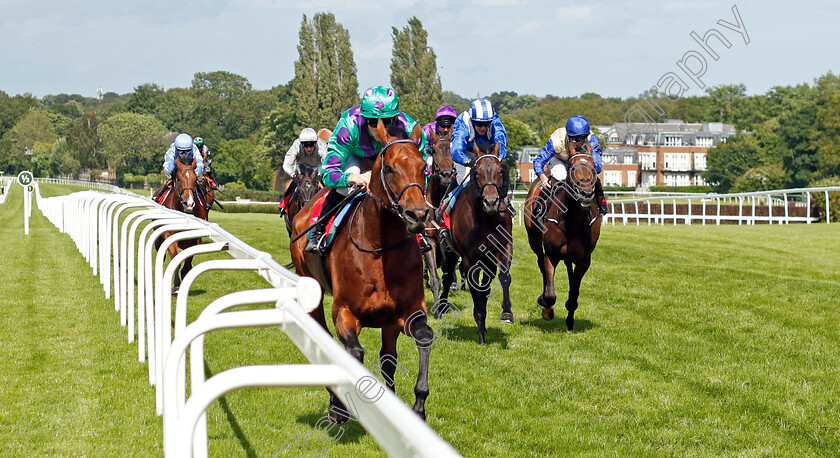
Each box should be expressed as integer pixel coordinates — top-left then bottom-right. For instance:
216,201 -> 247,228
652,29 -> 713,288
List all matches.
1,0 -> 838,101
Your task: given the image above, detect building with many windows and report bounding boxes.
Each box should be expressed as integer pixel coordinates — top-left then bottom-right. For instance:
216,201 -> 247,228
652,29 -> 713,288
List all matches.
512,120 -> 739,188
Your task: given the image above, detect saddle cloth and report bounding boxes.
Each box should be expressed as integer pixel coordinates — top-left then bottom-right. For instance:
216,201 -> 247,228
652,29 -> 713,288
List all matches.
308,192 -> 364,248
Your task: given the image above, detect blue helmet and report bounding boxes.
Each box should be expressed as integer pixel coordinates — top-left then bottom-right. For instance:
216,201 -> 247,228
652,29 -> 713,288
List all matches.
565,116 -> 590,137
469,99 -> 495,122
174,133 -> 193,152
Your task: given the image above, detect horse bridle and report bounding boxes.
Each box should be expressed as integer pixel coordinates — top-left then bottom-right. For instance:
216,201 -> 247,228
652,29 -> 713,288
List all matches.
473,154 -> 505,200
174,164 -> 197,208
368,139 -> 432,218
566,152 -> 596,202
430,138 -> 454,180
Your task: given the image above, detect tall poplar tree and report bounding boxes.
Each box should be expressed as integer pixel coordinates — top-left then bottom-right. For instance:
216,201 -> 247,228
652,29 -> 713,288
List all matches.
389,17 -> 443,123
291,13 -> 359,130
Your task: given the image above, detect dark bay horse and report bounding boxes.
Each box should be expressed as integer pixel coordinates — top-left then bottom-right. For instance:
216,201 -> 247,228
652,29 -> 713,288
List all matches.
156,157 -> 209,294
281,162 -> 321,237
523,146 -> 601,331
438,144 -> 513,345
289,121 -> 435,421
423,130 -> 455,306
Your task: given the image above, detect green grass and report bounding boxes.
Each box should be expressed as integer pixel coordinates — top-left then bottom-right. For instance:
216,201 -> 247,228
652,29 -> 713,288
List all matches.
2,183 -> 840,456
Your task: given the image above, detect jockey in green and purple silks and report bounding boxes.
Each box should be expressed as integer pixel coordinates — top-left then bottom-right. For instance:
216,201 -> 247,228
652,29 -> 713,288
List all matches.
305,86 -> 430,255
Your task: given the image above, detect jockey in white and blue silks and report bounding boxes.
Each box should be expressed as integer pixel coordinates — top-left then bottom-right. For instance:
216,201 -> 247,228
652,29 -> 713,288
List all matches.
163,133 -> 204,179
442,98 -> 508,211
532,115 -> 608,215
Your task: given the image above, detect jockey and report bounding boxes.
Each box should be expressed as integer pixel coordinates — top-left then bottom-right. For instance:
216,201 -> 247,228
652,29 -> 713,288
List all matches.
422,105 -> 458,165
436,99 -> 509,238
163,133 -> 204,180
305,86 -> 430,255
193,136 -> 218,189
281,127 -> 328,201
532,115 -> 609,216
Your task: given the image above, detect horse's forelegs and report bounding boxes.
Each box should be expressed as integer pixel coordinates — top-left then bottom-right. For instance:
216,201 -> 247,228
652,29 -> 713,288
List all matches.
498,238 -> 514,323
330,307 -> 363,424
464,260 -> 490,345
168,244 -> 181,295
379,326 -> 400,392
404,311 -> 433,420
423,247 -> 442,307
565,257 -> 591,331
538,254 -> 558,320
436,253 -> 458,319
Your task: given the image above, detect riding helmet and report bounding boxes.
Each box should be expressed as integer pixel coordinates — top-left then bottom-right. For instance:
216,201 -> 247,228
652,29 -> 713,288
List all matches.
566,116 -> 591,137
298,128 -> 318,143
193,137 -> 204,147
361,86 -> 400,118
174,133 -> 193,151
469,99 -> 495,122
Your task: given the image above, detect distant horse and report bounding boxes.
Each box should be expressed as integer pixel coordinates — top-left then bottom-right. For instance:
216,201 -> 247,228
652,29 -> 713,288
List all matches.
523,144 -> 601,331
423,130 -> 456,305
156,157 -> 209,294
281,162 -> 321,237
437,143 -> 513,345
289,121 -> 435,421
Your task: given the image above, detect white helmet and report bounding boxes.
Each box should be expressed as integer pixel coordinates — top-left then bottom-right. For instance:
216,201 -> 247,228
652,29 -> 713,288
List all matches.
299,128 -> 318,143
174,133 -> 193,151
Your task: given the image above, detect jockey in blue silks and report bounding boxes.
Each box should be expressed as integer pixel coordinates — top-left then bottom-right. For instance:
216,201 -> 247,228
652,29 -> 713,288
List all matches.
532,115 -> 609,216
163,133 -> 204,179
435,99 -> 509,236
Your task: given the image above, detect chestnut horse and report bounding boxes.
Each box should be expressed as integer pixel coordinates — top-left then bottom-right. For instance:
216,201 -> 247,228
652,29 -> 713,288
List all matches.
423,130 -> 456,306
281,162 -> 321,237
289,121 -> 434,421
157,157 -> 209,294
437,144 -> 513,345
523,146 -> 601,331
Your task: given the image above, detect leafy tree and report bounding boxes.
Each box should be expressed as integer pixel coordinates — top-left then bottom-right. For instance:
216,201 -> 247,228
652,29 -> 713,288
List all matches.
291,13 -> 359,130
442,90 -> 469,113
0,109 -> 58,172
816,93 -> 840,178
213,138 -> 272,190
99,112 -> 167,177
127,83 -> 166,116
390,17 -> 443,123
259,103 -> 299,170
67,113 -> 105,170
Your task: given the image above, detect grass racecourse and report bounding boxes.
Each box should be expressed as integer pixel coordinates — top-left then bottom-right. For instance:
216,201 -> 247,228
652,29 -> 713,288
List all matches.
1,182 -> 840,457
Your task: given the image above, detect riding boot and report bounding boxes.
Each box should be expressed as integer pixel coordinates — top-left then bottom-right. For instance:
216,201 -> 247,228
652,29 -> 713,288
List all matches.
595,179 -> 608,215
305,189 -> 343,255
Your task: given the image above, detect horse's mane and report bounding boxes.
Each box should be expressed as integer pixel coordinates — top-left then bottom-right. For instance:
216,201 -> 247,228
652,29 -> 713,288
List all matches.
386,120 -> 409,139
467,142 -> 510,200
297,162 -> 317,176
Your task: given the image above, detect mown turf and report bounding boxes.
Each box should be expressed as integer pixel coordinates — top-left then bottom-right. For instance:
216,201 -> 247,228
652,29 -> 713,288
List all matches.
2,183 -> 839,457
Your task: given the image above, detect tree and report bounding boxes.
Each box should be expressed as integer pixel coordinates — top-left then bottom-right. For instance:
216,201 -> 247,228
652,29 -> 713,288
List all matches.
0,109 -> 58,172
213,138 -> 272,190
259,103 -> 299,170
99,112 -> 167,176
389,17 -> 443,122
127,83 -> 166,116
291,13 -> 359,130
67,113 -> 105,170
816,93 -> 840,178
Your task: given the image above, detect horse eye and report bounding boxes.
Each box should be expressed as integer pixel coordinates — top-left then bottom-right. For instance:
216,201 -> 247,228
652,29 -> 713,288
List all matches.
383,165 -> 393,175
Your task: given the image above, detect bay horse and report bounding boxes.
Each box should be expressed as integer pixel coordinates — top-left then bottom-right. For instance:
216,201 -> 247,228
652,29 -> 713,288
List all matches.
437,143 -> 513,345
423,129 -> 455,306
289,121 -> 434,422
523,145 -> 601,331
281,162 -> 321,237
156,157 -> 209,294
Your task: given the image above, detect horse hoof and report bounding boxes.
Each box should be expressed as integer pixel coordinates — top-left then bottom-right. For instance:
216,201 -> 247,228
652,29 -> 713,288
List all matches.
171,286 -> 180,296
566,315 -> 575,331
542,307 -> 554,321
414,409 -> 427,422
499,311 -> 514,323
328,410 -> 350,425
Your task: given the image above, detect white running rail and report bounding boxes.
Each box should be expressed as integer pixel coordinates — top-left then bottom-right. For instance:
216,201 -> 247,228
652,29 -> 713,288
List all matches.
32,179 -> 459,457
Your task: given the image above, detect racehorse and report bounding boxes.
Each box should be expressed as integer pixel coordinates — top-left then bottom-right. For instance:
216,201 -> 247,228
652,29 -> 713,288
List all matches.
281,162 -> 321,237
423,129 -> 456,305
289,120 -> 435,422
523,143 -> 601,331
437,143 -> 513,345
156,156 -> 209,294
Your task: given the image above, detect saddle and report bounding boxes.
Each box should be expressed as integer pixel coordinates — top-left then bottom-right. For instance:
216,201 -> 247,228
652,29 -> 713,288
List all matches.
307,191 -> 364,250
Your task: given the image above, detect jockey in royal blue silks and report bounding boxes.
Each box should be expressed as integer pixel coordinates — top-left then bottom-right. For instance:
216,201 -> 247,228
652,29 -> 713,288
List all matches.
435,99 -> 510,237
422,105 -> 458,166
163,133 -> 204,179
532,115 -> 609,217
304,86 -> 431,255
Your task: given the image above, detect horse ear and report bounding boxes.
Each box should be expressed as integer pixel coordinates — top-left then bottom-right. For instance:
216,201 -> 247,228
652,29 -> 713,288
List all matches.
500,163 -> 511,195
429,128 -> 439,146
409,124 -> 423,145
318,128 -> 332,143
374,120 -> 390,144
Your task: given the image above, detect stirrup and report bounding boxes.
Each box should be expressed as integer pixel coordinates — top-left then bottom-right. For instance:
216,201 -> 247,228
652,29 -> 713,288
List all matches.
305,230 -> 326,255
418,234 -> 433,253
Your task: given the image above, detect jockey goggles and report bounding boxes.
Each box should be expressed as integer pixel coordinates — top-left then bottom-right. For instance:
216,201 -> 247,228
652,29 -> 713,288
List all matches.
302,141 -> 316,148
569,135 -> 588,142
365,116 -> 396,128
473,120 -> 491,128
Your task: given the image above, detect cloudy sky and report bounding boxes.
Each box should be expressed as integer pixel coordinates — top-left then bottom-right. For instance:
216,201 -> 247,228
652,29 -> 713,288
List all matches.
1,0 -> 838,100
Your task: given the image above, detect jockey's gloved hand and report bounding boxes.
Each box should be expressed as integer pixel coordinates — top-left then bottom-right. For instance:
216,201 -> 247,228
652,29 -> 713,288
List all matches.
463,159 -> 474,168
164,170 -> 171,180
